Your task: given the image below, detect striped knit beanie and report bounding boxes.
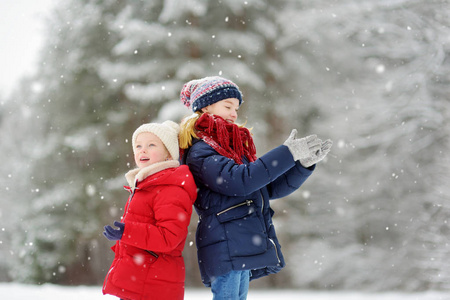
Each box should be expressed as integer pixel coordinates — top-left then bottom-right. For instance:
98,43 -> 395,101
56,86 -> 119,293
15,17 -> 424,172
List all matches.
180,76 -> 243,112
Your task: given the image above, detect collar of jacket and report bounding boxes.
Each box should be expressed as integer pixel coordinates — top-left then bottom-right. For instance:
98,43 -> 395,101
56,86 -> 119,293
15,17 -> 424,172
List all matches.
125,160 -> 180,188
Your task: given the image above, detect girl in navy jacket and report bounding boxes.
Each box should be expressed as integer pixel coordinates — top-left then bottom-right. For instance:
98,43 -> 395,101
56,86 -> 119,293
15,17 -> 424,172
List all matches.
179,76 -> 332,299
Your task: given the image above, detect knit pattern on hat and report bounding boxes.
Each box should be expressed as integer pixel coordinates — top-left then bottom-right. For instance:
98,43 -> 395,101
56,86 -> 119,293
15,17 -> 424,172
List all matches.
132,120 -> 180,161
180,76 -> 243,112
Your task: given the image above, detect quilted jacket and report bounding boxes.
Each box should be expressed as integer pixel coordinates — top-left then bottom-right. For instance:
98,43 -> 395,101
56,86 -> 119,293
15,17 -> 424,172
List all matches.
102,161 -> 197,300
182,140 -> 314,287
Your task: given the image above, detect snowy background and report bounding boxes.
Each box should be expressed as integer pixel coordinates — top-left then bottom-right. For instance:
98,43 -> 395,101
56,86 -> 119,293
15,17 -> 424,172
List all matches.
0,0 -> 56,97
1,0 -> 450,297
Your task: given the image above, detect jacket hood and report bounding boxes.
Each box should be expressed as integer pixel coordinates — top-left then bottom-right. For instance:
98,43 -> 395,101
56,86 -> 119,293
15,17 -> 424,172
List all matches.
125,160 -> 197,204
125,160 -> 180,187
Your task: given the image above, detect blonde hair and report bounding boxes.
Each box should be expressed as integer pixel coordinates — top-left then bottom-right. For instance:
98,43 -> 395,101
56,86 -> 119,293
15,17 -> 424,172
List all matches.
179,112 -> 202,149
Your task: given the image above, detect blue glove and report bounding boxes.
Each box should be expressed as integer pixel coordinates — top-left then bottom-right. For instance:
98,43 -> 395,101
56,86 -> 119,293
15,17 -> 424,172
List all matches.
103,221 -> 125,241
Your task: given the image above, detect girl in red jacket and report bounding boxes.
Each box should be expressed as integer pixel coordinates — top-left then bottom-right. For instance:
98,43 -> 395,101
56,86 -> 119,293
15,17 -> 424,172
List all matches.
102,120 -> 197,300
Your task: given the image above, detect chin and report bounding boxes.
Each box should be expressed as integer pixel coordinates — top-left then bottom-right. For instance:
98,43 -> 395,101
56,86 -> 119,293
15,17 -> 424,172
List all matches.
138,162 -> 151,168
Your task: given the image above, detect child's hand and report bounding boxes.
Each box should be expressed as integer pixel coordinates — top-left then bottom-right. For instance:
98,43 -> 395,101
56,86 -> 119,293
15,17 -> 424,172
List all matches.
300,139 -> 333,167
284,129 -> 322,162
103,221 -> 125,241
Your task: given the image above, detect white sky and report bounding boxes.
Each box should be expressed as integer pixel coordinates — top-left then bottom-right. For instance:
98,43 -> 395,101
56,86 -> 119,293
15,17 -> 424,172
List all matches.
0,0 -> 56,98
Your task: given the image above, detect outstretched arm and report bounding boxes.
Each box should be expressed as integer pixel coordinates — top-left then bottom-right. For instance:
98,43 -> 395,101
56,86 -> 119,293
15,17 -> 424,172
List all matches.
186,141 -> 298,197
267,161 -> 314,200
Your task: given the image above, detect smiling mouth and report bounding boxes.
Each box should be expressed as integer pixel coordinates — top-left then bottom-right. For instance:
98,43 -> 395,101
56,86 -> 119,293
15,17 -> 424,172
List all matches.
140,158 -> 150,162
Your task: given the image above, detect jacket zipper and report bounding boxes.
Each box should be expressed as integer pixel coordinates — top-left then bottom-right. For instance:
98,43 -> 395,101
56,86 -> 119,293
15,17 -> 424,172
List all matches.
103,266 -> 115,291
260,191 -> 280,263
216,200 -> 253,216
269,238 -> 281,264
124,182 -> 138,216
145,250 -> 159,258
260,191 -> 264,213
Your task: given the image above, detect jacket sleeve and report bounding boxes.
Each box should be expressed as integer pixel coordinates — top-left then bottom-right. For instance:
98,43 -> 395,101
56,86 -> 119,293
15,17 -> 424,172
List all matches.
186,141 -> 302,197
120,186 -> 192,252
267,161 -> 315,200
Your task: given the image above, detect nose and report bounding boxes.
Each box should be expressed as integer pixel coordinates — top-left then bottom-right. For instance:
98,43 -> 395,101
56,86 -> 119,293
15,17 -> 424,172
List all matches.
138,146 -> 148,153
230,110 -> 237,120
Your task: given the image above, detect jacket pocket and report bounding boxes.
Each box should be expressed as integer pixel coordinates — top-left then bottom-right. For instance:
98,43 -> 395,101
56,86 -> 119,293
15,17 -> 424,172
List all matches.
147,254 -> 186,284
111,245 -> 158,292
216,200 -> 255,222
216,200 -> 268,257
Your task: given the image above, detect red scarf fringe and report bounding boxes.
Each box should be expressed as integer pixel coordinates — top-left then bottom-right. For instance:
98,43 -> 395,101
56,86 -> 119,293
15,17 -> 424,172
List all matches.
195,114 -> 257,164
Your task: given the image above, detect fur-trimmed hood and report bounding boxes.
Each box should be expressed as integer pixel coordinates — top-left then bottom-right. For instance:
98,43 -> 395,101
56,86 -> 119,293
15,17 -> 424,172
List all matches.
125,160 -> 180,189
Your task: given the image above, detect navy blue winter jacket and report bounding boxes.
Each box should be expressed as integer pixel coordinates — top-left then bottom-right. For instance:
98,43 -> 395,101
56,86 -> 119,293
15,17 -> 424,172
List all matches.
182,139 -> 314,287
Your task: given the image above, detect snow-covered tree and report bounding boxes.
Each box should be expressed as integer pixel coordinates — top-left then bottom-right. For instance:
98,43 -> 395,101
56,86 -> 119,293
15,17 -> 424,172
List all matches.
274,0 -> 450,291
6,1 -> 133,284
0,77 -> 48,282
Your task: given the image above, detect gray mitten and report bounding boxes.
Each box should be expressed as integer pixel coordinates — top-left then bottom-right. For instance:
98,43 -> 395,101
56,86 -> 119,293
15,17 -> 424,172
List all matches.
300,139 -> 333,167
283,129 -> 322,161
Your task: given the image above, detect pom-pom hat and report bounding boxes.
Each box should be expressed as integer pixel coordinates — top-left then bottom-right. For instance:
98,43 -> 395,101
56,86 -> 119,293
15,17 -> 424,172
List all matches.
180,76 -> 243,112
132,120 -> 180,161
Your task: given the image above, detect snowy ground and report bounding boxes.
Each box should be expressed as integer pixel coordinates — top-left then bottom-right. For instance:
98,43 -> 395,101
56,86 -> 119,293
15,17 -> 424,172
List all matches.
0,283 -> 449,300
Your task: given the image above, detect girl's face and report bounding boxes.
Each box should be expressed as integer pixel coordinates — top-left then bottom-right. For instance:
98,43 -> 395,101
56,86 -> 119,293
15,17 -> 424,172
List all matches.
134,132 -> 171,169
202,98 -> 240,123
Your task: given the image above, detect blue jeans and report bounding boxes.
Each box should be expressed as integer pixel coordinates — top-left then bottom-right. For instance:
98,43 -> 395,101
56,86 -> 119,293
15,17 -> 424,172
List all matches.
211,270 -> 250,300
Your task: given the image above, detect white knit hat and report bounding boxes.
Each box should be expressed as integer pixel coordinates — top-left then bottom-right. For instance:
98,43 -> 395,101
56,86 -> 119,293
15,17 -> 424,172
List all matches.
132,120 -> 180,161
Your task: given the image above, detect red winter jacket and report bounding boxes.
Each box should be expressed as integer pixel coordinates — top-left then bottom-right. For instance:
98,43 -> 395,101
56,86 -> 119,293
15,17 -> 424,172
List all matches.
102,161 -> 197,300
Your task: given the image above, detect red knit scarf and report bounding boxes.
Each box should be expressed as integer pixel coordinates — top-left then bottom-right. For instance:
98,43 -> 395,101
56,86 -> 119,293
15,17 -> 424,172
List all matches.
195,113 -> 257,164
